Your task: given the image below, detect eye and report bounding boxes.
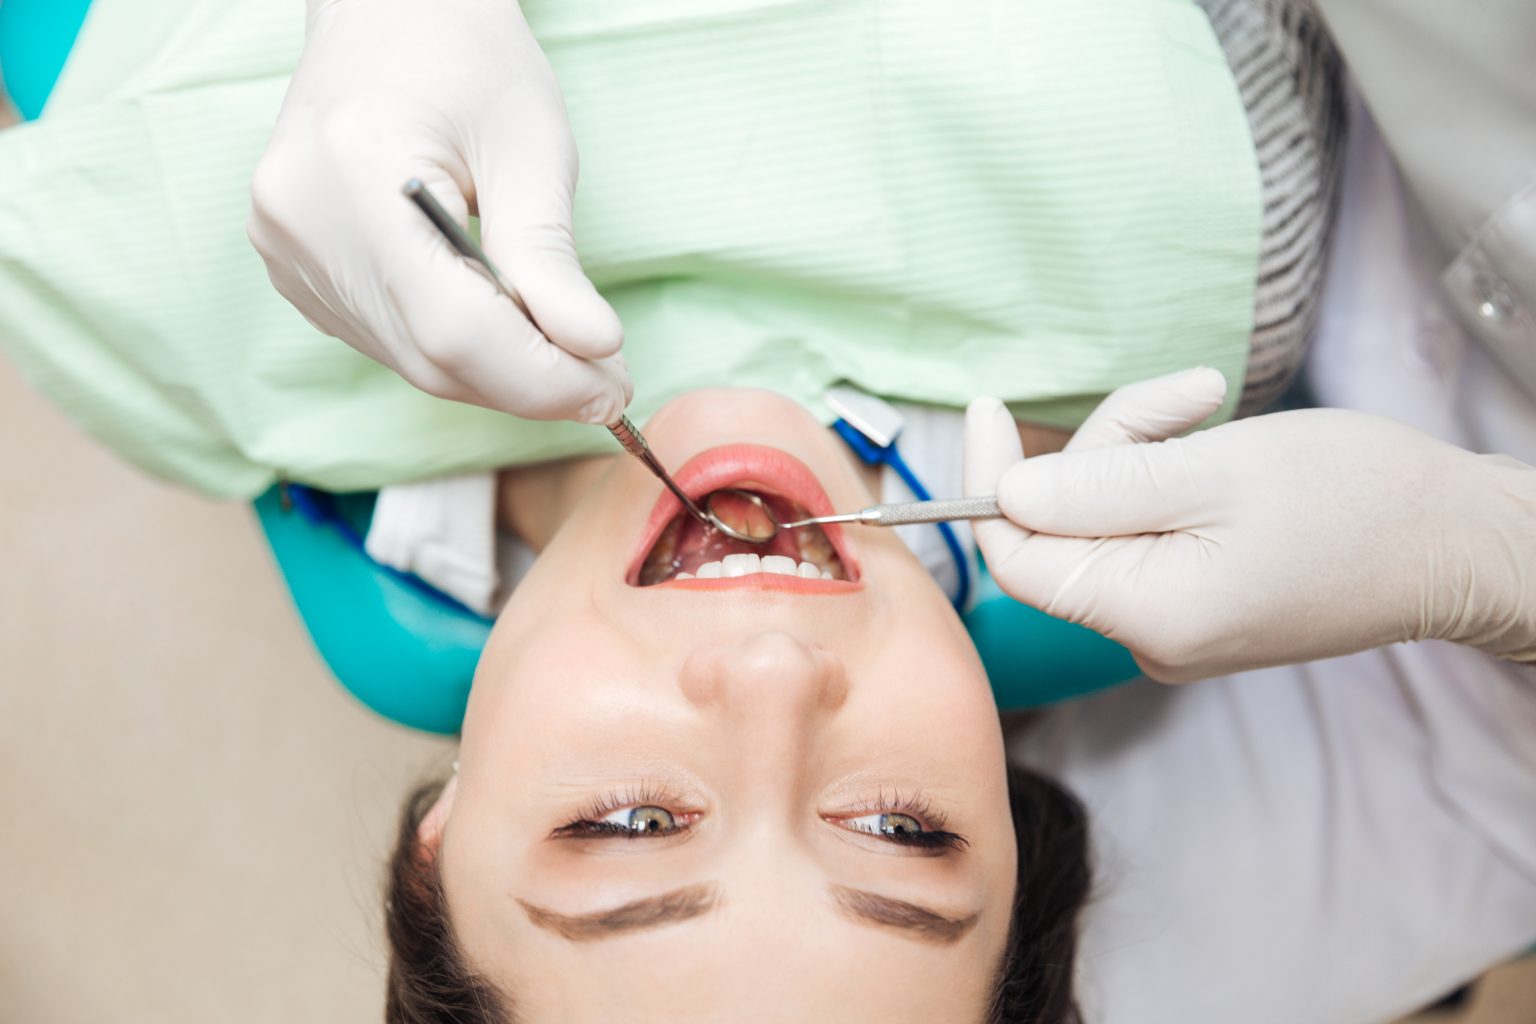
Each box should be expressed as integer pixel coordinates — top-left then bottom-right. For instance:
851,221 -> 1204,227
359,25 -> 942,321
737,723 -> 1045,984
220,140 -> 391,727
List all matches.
551,798 -> 696,840
845,811 -> 924,840
603,805 -> 677,834
829,805 -> 969,853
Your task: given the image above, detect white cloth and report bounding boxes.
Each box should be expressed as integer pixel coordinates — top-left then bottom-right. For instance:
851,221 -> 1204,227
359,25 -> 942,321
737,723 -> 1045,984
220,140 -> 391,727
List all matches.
1013,94 -> 1536,1024
363,473 -> 502,613
876,402 -> 979,606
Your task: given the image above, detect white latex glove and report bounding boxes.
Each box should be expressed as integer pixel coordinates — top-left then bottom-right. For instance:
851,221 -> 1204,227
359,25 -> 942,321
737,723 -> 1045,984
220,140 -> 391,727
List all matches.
965,369 -> 1536,682
247,0 -> 631,423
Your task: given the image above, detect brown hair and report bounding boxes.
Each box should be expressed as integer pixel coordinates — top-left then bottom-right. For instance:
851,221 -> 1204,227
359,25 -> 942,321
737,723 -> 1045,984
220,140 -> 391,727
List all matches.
384,765 -> 1089,1023
384,784 -> 509,1022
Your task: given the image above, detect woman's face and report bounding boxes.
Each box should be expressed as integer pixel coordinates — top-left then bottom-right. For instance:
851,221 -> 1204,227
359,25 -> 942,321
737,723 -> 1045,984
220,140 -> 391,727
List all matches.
436,389 -> 1016,1021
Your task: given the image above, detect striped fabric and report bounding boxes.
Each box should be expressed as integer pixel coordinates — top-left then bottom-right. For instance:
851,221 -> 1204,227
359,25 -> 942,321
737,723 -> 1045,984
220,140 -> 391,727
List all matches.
1199,0 -> 1347,413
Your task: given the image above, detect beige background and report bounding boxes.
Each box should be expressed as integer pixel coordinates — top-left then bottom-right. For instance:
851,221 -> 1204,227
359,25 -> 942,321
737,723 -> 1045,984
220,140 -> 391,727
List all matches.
0,357 -> 450,1019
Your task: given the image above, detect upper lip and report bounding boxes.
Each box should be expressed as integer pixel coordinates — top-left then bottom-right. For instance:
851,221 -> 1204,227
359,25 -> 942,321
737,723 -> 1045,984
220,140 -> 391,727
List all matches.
625,444 -> 861,586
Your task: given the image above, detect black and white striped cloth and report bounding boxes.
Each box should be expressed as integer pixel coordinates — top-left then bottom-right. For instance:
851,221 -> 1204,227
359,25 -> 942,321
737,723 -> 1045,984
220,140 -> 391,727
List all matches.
1198,0 -> 1346,414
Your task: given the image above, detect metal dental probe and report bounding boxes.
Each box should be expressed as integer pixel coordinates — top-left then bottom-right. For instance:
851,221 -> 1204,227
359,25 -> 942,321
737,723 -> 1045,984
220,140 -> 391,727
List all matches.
403,179 -> 714,528
702,488 -> 1002,542
776,494 -> 1002,529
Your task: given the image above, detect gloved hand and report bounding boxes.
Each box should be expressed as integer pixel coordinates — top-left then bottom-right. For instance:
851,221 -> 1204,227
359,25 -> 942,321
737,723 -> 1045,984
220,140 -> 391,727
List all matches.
965,369 -> 1536,682
247,0 -> 630,423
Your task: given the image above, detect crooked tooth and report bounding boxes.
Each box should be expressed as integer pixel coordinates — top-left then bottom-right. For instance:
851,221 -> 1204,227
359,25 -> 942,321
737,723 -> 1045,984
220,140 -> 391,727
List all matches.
722,553 -> 761,577
696,561 -> 723,579
821,570 -> 834,580
675,572 -> 694,580
761,555 -> 798,576
797,560 -> 820,579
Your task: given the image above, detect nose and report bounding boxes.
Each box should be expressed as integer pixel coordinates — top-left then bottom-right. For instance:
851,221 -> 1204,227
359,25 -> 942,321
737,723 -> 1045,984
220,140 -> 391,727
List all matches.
678,632 -> 850,830
679,631 -> 849,721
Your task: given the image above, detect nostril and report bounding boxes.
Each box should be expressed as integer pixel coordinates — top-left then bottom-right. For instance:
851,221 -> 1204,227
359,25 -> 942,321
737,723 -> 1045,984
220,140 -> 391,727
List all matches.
811,650 -> 851,712
678,644 -> 724,707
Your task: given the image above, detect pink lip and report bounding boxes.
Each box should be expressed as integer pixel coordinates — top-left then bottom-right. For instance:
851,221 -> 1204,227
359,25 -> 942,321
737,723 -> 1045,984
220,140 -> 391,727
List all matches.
625,444 -> 862,592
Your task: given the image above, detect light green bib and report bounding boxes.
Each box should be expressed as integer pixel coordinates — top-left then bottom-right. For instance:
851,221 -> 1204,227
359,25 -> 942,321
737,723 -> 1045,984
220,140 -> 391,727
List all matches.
0,0 -> 1259,498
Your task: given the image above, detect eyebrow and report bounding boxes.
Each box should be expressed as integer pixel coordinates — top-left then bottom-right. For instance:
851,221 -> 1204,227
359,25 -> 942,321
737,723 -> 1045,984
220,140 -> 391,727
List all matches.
517,882 -> 977,946
517,883 -> 719,942
831,885 -> 980,945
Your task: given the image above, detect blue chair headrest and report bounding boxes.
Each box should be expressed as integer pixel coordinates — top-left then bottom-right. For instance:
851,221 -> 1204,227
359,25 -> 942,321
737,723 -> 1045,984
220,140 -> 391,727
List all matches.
0,0 -> 94,120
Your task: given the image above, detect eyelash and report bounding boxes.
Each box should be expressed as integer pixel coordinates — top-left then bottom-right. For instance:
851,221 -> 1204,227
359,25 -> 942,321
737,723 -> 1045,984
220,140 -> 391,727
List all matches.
836,789 -> 970,852
552,820 -> 682,839
551,783 -> 692,840
550,784 -> 968,851
864,828 -> 968,851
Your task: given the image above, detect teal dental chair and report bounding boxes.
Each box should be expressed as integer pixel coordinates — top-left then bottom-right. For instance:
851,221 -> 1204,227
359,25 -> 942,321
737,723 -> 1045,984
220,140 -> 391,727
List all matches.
4,1 -> 1140,735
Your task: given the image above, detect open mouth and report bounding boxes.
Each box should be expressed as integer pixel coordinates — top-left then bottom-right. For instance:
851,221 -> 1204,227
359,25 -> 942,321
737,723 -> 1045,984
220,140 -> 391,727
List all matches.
638,491 -> 847,585
626,444 -> 861,591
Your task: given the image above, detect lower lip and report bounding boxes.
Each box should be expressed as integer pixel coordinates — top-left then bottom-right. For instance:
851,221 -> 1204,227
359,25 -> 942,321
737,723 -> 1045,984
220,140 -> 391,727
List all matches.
625,444 -> 862,591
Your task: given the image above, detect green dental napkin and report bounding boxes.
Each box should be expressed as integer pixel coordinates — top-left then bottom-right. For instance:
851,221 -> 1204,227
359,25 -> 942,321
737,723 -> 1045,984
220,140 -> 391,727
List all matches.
0,0 -> 1259,497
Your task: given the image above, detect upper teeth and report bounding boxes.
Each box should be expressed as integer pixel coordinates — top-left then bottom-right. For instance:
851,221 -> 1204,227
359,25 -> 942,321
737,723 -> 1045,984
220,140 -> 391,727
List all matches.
678,554 -> 833,581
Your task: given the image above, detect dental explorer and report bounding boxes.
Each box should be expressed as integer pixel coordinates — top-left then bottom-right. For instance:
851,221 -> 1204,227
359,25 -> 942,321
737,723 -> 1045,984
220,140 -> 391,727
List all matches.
402,179 -> 714,529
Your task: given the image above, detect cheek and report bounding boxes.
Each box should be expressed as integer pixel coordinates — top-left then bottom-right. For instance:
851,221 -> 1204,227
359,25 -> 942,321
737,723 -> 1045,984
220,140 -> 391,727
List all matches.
838,547 -> 1000,737
860,647 -> 1002,760
869,577 -> 990,699
850,615 -> 1008,779
465,607 -> 658,757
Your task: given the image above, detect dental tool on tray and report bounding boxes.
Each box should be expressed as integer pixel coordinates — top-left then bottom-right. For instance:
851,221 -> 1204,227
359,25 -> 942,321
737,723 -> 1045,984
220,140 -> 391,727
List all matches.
405,179 -> 1005,545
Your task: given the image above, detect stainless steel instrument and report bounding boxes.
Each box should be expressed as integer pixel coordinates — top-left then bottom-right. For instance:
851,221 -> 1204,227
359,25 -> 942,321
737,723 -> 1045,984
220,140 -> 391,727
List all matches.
403,178 -> 713,529
704,488 -> 1001,542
